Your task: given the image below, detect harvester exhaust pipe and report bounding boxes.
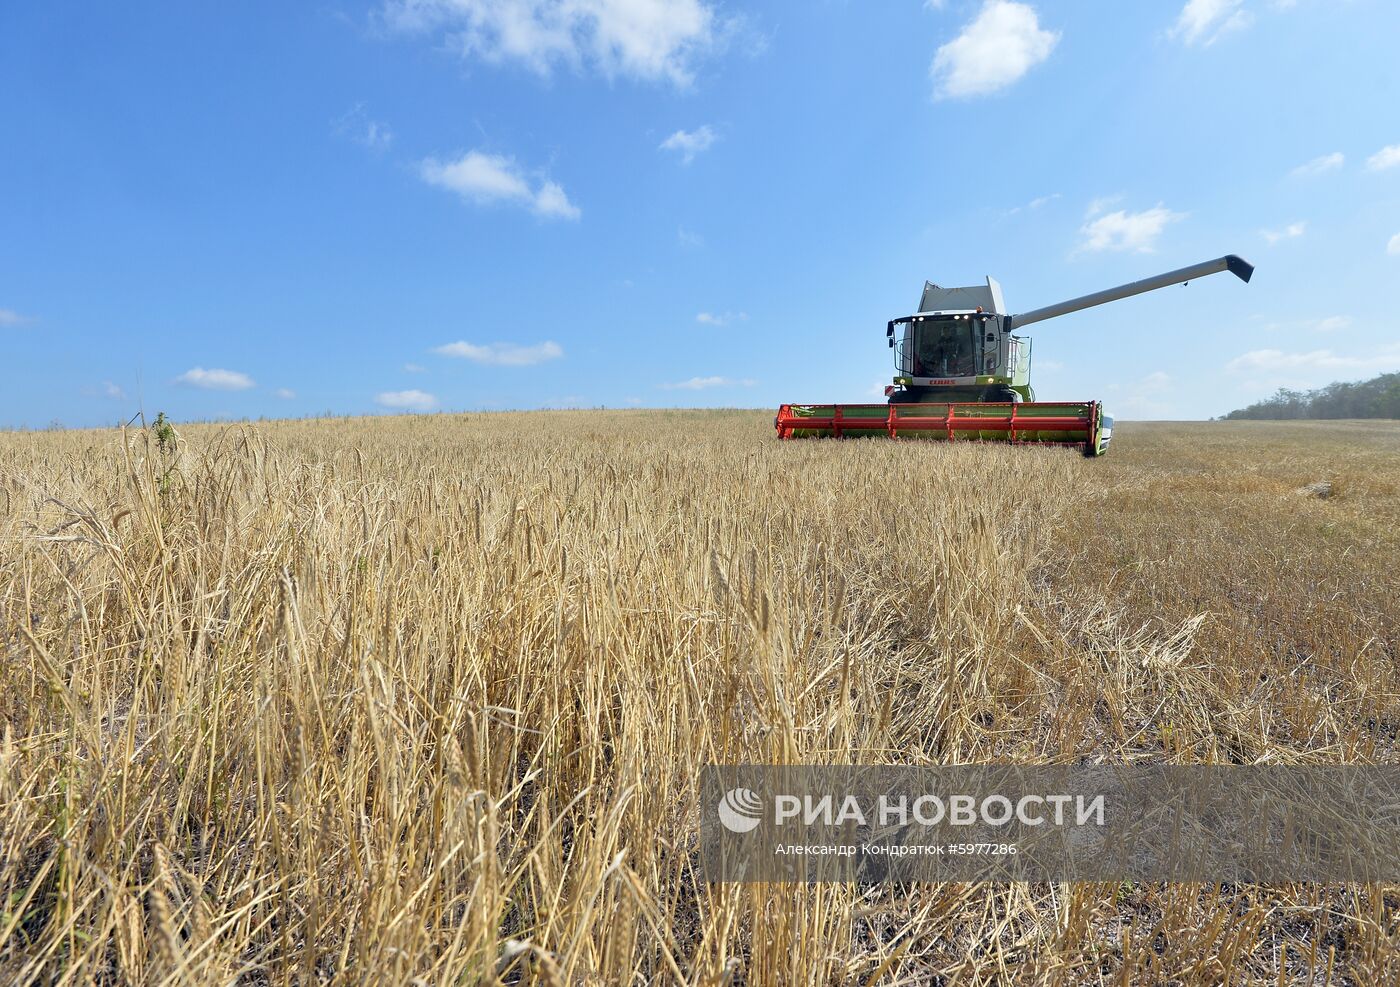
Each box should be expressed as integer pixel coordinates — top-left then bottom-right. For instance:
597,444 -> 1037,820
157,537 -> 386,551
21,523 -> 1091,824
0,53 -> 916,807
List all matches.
1011,255 -> 1254,329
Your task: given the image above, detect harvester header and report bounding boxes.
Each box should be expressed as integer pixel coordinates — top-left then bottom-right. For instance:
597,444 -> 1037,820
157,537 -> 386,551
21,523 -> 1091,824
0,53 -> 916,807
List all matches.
775,254 -> 1254,455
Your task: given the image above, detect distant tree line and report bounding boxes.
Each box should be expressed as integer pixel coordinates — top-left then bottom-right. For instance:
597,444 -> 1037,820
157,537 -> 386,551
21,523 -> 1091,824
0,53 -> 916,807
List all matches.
1221,372 -> 1400,420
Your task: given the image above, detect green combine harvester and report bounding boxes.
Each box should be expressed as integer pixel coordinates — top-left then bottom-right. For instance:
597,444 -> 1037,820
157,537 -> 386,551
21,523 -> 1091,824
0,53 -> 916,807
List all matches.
775,255 -> 1254,455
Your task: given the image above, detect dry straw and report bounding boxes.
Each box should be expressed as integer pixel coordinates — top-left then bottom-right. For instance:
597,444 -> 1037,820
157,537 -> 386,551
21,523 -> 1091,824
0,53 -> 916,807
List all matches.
1,411 -> 1397,983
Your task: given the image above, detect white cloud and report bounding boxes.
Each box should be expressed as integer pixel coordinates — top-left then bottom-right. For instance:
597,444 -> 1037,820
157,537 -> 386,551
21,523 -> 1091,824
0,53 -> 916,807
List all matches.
677,226 -> 704,247
359,121 -> 393,150
384,0 -> 727,86
1004,192 -> 1061,216
659,125 -> 718,164
659,375 -> 756,390
176,367 -> 256,391
1259,315 -> 1355,333
931,1 -> 1059,100
1105,372 -> 1178,419
1078,204 -> 1185,253
425,151 -> 530,201
335,104 -> 393,151
531,180 -> 580,219
0,308 -> 33,327
420,151 -> 580,220
403,362 -> 427,373
1171,0 -> 1252,46
1366,145 -> 1400,171
1389,233 -> 1400,256
1084,194 -> 1122,218
1226,344 -> 1400,376
1290,152 -> 1344,178
434,340 -> 564,365
275,387 -> 296,399
695,311 -> 747,326
1261,221 -> 1305,244
102,381 -> 126,400
376,389 -> 438,411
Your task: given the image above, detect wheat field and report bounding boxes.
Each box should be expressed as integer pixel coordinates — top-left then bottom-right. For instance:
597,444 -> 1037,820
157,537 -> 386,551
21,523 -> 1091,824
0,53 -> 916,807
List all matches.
2,411 -> 1398,985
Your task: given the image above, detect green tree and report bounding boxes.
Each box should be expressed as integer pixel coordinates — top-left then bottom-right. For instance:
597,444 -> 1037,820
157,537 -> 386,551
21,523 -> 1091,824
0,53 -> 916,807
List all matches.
1221,373 -> 1400,420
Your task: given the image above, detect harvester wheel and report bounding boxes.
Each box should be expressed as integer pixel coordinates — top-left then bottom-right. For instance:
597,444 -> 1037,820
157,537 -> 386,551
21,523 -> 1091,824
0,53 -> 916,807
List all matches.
982,387 -> 1020,403
888,389 -> 925,405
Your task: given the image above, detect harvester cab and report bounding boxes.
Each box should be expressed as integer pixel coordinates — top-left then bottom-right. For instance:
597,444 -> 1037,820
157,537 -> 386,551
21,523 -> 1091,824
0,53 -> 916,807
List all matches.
886,276 -> 1020,404
776,254 -> 1253,455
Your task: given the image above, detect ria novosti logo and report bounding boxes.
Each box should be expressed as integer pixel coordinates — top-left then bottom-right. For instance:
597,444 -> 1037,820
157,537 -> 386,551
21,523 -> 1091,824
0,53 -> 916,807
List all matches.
717,788 -> 764,833
716,788 -> 1106,833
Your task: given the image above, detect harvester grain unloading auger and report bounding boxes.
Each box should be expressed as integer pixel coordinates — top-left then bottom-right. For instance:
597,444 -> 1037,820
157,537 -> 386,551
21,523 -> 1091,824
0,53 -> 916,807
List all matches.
775,255 -> 1254,455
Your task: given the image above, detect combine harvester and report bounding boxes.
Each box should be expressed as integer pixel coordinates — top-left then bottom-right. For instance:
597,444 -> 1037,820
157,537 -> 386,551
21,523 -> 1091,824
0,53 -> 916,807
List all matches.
774,255 -> 1253,455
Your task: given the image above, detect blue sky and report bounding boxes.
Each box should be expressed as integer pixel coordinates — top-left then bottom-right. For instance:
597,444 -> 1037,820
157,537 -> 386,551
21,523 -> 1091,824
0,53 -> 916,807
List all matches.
3,0 -> 1399,427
